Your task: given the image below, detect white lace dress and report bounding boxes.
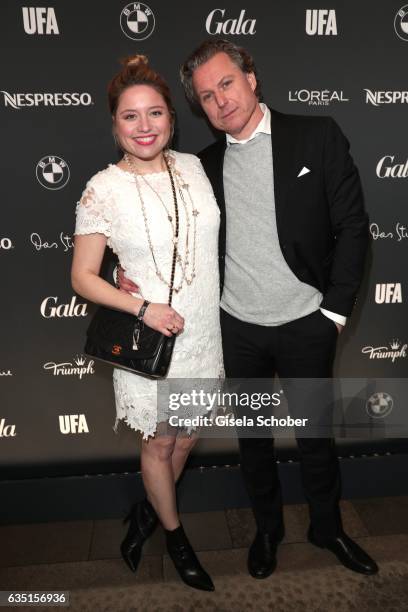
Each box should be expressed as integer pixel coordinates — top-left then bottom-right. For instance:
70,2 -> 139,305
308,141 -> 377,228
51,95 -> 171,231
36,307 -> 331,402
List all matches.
74,151 -> 223,439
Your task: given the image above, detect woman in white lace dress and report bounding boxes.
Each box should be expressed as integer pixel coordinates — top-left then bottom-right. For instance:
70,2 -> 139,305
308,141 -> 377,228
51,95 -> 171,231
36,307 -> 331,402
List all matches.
71,56 -> 222,592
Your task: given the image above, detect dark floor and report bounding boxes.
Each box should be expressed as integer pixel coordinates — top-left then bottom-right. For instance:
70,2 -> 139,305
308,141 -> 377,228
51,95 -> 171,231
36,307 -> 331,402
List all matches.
0,497 -> 407,611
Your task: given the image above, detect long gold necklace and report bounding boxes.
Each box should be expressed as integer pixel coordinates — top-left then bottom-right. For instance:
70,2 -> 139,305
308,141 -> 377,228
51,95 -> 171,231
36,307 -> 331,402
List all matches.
123,151 -> 198,292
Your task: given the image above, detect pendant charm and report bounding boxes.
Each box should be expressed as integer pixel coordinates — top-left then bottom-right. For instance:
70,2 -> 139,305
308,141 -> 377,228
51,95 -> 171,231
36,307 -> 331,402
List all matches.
132,325 -> 141,351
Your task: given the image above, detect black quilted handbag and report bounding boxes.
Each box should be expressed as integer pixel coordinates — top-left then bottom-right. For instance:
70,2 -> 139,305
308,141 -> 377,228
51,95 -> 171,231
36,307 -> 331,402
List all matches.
84,306 -> 176,378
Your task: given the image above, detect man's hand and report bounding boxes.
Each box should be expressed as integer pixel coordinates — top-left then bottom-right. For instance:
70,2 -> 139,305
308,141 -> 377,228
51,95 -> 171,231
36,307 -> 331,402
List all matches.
117,265 -> 139,294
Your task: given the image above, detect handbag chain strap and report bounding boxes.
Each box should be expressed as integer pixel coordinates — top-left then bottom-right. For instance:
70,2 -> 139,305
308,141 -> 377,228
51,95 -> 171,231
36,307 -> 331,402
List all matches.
164,154 -> 179,307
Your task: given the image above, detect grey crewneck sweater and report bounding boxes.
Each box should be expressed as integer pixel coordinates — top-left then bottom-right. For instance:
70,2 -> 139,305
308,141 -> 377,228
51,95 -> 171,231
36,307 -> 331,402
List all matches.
220,133 -> 321,325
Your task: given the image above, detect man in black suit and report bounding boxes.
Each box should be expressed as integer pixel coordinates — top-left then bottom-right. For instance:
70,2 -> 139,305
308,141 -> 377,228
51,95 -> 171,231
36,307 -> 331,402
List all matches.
179,39 -> 377,578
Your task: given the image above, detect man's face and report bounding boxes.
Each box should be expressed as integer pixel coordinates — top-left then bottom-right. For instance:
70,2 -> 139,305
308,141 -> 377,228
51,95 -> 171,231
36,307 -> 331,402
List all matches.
192,52 -> 260,140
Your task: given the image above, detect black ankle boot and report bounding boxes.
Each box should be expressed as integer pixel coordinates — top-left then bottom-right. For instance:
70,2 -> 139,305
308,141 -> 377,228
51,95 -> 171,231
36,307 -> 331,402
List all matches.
121,499 -> 158,573
165,524 -> 215,592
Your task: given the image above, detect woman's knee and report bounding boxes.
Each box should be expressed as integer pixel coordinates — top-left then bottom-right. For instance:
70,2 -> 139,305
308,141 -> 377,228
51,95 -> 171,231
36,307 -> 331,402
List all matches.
174,434 -> 198,455
142,436 -> 176,461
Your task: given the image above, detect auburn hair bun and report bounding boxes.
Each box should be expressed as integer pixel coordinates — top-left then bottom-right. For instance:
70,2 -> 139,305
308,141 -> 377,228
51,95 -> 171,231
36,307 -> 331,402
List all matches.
122,54 -> 149,68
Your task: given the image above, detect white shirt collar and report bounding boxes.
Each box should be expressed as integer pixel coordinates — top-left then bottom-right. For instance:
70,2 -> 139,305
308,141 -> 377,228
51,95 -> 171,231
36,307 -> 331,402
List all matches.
226,103 -> 271,146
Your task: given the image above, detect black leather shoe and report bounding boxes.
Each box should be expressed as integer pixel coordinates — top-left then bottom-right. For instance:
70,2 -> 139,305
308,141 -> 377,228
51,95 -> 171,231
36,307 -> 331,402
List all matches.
121,499 -> 158,573
248,528 -> 285,579
308,528 -> 379,575
166,524 -> 215,592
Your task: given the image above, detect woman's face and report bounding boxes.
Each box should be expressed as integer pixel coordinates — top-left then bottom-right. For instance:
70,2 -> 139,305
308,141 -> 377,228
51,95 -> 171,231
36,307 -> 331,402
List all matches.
113,84 -> 172,166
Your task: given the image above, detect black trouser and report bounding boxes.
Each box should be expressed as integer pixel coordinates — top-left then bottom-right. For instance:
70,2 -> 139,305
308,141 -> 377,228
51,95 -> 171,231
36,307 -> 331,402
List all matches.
220,307 -> 342,543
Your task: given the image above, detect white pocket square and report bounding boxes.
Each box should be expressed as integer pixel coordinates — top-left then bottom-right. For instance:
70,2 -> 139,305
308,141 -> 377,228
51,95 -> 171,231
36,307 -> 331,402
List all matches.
297,166 -> 311,177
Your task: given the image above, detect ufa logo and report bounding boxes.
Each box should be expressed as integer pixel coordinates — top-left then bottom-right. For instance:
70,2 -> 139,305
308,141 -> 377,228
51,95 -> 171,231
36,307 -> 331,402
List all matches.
59,414 -> 89,434
22,7 -> 59,34
120,3 -> 155,40
375,283 -> 402,304
305,9 -> 337,35
395,5 -> 408,41
36,156 -> 70,190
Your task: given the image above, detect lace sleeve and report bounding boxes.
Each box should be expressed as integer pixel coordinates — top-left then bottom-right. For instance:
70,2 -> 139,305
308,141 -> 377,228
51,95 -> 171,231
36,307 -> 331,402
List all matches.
74,178 -> 112,238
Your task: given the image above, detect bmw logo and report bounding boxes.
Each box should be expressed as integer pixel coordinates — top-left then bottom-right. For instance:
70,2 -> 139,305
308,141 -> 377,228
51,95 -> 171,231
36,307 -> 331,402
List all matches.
120,2 -> 155,41
36,155 -> 70,190
394,5 -> 408,41
366,392 -> 394,419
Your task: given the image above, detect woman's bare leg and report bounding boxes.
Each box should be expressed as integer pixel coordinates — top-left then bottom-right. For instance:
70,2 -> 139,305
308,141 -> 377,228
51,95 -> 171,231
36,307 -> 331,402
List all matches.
172,433 -> 199,482
141,435 -> 179,530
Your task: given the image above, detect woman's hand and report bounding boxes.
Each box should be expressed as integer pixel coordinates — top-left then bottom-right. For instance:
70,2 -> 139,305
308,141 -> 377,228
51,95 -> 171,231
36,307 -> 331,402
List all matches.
142,303 -> 185,337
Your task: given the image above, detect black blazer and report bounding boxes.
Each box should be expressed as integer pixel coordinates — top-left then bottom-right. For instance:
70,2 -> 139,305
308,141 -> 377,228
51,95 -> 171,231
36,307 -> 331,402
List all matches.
198,108 -> 369,318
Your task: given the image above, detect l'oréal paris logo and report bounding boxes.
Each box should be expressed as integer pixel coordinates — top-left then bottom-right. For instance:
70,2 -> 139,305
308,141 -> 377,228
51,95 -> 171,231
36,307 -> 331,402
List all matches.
289,90 -> 349,105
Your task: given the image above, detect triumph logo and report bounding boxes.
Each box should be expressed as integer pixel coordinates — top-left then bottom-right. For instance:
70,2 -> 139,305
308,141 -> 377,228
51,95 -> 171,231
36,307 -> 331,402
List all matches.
40,296 -> 88,319
59,414 -> 89,434
394,5 -> 408,41
361,340 -> 407,363
364,89 -> 408,105
305,9 -> 337,35
375,283 -> 402,304
1,91 -> 93,110
366,392 -> 394,419
22,7 -> 59,35
376,156 -> 408,178
206,9 -> 256,35
0,237 -> 13,250
36,156 -> 70,190
120,2 -> 155,40
289,90 -> 349,105
0,418 -> 16,438
43,355 -> 95,379
0,370 -> 13,377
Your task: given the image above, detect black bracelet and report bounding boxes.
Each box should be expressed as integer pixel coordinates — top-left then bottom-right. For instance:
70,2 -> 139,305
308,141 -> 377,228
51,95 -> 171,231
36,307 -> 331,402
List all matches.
137,300 -> 150,321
